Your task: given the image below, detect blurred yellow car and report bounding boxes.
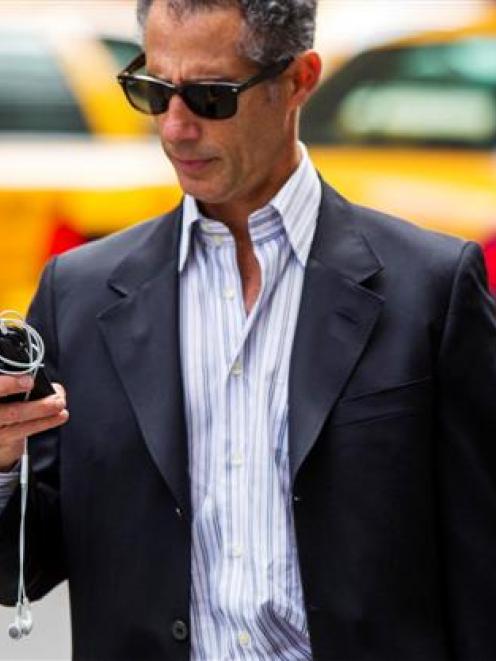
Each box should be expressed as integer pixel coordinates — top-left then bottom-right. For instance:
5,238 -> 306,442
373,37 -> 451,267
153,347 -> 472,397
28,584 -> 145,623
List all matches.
302,8 -> 496,290
0,26 -> 181,313
4,7 -> 496,313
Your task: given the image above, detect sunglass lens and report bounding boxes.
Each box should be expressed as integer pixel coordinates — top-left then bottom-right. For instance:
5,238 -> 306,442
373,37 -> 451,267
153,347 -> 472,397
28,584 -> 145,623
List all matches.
183,84 -> 237,119
124,79 -> 170,115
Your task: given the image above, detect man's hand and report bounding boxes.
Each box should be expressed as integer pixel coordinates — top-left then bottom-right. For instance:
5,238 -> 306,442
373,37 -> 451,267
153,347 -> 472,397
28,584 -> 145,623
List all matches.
0,375 -> 69,473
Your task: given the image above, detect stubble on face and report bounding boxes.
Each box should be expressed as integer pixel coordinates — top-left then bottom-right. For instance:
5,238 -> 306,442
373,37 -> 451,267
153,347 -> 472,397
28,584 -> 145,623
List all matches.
145,2 -> 299,224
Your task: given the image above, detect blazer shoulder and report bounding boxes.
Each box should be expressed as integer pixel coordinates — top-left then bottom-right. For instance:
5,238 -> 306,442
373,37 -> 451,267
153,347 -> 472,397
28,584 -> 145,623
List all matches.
355,199 -> 475,290
57,209 -> 177,272
319,179 -> 478,299
319,179 -> 466,262
54,208 -> 180,277
349,196 -> 467,263
32,205 -> 182,317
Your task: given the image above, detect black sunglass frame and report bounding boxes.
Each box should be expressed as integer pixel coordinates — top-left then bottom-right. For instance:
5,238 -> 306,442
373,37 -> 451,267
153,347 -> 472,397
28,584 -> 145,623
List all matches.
117,52 -> 293,120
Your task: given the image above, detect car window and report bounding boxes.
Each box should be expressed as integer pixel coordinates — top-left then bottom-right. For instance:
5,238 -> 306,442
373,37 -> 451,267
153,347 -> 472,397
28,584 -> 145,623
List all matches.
0,32 -> 89,134
301,38 -> 496,149
102,37 -> 141,71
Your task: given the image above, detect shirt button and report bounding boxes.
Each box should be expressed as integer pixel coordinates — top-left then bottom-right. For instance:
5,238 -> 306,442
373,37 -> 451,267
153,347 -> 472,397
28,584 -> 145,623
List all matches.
213,236 -> 223,247
232,544 -> 243,558
238,631 -> 251,647
175,507 -> 183,518
171,619 -> 189,642
224,287 -> 236,300
231,361 -> 243,376
231,452 -> 244,467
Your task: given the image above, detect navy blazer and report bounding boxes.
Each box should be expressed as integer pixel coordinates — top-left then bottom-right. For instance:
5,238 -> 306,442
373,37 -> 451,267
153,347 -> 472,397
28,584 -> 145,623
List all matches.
1,181 -> 496,660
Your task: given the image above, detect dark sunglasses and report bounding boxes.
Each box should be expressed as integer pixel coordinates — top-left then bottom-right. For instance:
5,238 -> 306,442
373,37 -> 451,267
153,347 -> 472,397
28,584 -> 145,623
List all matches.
117,52 -> 293,120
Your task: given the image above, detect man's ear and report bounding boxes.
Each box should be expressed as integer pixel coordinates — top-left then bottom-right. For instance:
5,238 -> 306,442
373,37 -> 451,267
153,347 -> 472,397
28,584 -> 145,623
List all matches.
288,50 -> 322,109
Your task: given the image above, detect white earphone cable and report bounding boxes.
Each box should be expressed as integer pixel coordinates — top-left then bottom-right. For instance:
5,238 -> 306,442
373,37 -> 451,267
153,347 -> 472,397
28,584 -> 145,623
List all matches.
0,310 -> 45,639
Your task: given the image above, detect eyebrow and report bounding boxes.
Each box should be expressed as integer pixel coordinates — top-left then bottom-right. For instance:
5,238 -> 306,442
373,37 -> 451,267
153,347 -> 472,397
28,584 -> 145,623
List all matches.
145,70 -> 238,84
186,75 -> 237,83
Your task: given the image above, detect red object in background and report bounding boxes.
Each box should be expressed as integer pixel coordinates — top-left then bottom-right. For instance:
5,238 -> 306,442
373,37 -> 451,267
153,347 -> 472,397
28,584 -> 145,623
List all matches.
482,237 -> 496,294
45,221 -> 87,259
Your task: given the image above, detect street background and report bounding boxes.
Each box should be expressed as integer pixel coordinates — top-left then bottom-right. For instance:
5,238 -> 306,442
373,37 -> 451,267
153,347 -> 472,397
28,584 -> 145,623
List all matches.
0,0 -> 494,658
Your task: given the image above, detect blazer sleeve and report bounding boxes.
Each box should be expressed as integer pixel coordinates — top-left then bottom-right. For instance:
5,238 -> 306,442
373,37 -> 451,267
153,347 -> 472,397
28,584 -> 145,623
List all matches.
436,241 -> 496,659
0,257 -> 67,605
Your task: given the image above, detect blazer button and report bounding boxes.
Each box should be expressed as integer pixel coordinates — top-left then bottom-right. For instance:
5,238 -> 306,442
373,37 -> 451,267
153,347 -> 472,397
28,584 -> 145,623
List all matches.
171,619 -> 189,642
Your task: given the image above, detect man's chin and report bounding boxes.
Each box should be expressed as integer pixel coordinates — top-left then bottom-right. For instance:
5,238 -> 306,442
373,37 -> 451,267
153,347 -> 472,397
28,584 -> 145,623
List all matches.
177,177 -> 226,205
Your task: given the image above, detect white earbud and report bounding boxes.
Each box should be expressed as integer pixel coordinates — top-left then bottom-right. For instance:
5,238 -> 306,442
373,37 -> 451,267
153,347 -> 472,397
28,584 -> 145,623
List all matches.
8,603 -> 33,640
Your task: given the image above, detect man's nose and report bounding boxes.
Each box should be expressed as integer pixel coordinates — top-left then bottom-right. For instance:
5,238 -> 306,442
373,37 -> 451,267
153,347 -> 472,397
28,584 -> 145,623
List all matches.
157,94 -> 202,144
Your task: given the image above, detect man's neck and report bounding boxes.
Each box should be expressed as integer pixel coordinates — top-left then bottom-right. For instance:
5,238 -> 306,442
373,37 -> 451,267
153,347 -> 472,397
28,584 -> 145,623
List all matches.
199,143 -> 302,232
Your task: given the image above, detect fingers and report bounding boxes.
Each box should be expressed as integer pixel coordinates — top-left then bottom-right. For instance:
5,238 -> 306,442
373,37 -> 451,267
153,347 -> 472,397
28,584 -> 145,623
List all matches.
0,379 -> 69,471
0,409 -> 69,445
0,374 -> 34,398
0,409 -> 69,472
0,391 -> 66,427
51,382 -> 66,399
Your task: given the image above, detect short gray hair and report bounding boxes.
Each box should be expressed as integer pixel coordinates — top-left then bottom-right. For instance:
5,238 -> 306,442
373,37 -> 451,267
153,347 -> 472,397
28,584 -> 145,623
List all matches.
136,0 -> 317,65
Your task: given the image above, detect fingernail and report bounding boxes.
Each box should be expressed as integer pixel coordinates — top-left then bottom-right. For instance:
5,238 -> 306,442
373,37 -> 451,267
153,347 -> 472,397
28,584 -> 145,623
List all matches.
18,376 -> 33,389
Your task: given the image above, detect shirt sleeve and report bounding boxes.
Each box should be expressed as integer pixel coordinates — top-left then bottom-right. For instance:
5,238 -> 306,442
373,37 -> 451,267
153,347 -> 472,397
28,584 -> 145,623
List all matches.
0,465 -> 20,512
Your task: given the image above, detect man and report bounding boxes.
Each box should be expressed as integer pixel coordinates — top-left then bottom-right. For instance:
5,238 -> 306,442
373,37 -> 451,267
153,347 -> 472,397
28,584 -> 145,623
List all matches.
0,0 -> 495,659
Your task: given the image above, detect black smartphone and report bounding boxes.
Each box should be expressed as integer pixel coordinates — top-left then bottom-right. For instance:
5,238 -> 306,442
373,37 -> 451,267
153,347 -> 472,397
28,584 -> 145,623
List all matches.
0,326 -> 55,403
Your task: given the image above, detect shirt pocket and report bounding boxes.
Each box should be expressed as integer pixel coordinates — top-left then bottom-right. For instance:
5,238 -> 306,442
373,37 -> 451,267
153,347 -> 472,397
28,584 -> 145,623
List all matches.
330,376 -> 433,428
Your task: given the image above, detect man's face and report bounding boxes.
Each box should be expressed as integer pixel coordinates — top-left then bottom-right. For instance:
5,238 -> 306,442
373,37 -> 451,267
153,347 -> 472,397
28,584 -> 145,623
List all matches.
144,2 -> 298,220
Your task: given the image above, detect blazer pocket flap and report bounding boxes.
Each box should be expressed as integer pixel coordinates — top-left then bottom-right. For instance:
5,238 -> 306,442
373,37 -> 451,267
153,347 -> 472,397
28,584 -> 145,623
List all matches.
331,377 -> 433,427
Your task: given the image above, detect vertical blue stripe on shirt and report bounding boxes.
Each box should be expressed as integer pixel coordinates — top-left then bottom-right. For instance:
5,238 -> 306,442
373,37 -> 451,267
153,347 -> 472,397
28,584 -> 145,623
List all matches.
179,144 -> 322,660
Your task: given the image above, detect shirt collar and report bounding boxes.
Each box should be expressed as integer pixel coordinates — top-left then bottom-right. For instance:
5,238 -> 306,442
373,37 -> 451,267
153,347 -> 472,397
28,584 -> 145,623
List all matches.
179,142 -> 321,271
179,195 -> 200,272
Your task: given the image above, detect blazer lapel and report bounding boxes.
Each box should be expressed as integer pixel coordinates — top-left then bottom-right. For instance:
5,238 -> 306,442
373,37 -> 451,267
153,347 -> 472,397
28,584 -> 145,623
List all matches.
95,183 -> 384,504
97,207 -> 191,518
289,184 -> 384,483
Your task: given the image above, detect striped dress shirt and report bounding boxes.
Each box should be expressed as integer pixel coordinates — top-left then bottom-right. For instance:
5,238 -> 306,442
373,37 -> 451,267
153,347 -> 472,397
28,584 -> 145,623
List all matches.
179,145 -> 322,660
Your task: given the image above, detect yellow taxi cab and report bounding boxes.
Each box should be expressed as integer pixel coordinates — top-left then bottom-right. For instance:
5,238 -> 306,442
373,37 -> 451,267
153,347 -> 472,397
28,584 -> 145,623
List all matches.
0,25 -> 181,313
302,8 -> 496,290
4,7 -> 496,313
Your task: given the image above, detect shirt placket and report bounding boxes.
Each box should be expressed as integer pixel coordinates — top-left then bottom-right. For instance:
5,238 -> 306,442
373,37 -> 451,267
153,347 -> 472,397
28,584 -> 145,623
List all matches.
203,216 -> 286,654
206,231 -> 255,639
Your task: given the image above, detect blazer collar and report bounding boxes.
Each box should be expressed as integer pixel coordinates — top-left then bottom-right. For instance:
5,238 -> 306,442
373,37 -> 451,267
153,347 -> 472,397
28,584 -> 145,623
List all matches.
107,205 -> 183,296
98,180 -> 385,510
310,178 -> 383,283
288,181 -> 385,483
